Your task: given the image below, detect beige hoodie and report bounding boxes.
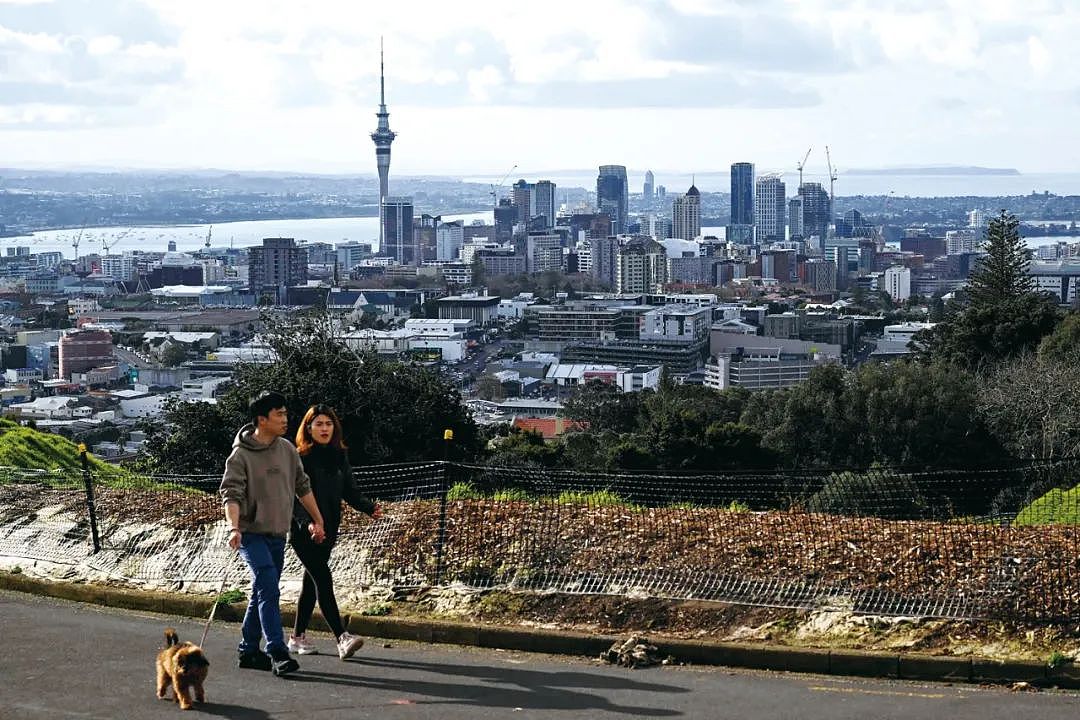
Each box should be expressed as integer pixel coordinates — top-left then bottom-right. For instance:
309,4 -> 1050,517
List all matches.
219,424 -> 312,537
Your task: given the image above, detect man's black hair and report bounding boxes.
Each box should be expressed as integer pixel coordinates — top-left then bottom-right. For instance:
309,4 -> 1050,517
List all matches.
249,390 -> 288,423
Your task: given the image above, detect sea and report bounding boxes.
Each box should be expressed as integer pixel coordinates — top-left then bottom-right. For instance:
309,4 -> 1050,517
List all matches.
3,212 -> 492,260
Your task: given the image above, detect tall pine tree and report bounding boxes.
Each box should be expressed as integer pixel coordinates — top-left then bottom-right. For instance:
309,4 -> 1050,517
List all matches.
966,210 -> 1034,308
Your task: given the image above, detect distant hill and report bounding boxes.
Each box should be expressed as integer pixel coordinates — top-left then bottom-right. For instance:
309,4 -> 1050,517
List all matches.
845,166 -> 1021,176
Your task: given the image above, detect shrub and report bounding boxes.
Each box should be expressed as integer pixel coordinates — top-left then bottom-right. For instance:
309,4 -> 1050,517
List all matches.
806,470 -> 930,520
446,482 -> 483,501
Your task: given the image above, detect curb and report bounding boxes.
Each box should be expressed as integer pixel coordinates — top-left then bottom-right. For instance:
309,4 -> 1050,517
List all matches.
0,572 -> 1071,689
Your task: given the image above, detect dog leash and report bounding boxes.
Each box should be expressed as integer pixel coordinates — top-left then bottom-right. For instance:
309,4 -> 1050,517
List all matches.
199,544 -> 233,648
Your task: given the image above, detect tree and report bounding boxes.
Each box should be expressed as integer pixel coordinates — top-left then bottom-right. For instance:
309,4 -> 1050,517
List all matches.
145,312 -> 482,473
160,342 -> 188,367
1037,311 -> 1080,361
475,374 -> 505,401
139,398 -> 235,474
563,380 -> 644,434
966,210 -> 1034,308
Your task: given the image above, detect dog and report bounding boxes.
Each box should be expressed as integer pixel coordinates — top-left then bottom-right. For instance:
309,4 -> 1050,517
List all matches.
155,628 -> 209,710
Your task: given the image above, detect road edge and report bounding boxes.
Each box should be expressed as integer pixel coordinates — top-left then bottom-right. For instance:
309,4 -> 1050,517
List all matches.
2,571 -> 1074,688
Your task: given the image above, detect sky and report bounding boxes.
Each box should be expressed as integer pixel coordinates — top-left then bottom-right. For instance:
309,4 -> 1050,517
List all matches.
0,0 -> 1078,178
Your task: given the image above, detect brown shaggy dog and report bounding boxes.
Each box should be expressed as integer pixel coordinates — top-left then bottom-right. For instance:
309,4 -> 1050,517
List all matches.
155,628 -> 209,710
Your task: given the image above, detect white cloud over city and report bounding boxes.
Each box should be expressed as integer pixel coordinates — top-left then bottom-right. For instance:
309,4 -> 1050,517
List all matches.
0,0 -> 1077,175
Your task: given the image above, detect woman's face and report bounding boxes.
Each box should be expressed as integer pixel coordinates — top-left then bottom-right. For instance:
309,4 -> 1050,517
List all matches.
309,414 -> 335,446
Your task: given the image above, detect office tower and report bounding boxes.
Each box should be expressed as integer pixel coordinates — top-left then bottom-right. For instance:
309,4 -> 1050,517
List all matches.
596,165 -> 629,234
754,176 -> 786,242
657,185 -> 667,204
730,162 -> 754,225
380,197 -> 414,265
836,209 -> 873,239
788,196 -> 805,240
336,241 -> 372,271
494,198 -> 516,242
371,40 -> 396,251
248,237 -> 309,290
884,265 -> 911,302
533,180 -> 557,229
671,184 -> 702,241
640,214 -> 672,241
797,182 -> 831,242
590,236 -> 620,287
760,249 -> 795,283
512,179 -> 533,225
414,213 -> 440,265
643,170 -> 655,200
436,221 -> 465,261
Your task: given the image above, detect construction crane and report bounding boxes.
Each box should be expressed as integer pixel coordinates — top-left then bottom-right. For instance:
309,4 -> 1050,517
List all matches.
204,225 -> 213,251
489,164 -> 517,206
796,147 -> 812,188
825,145 -> 838,205
100,228 -> 131,255
71,224 -> 85,260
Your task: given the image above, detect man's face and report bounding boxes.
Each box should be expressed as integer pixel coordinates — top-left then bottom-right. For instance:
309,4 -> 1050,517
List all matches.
257,407 -> 289,438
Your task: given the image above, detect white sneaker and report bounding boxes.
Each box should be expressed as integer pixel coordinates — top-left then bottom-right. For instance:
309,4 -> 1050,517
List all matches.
337,632 -> 364,660
288,634 -> 318,655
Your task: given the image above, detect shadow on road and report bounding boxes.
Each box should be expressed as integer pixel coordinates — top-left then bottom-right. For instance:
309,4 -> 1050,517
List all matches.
285,657 -> 687,716
182,701 -> 274,720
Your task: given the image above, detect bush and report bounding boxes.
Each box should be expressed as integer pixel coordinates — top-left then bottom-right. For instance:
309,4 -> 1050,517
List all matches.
446,482 -> 483,501
806,470 -> 930,520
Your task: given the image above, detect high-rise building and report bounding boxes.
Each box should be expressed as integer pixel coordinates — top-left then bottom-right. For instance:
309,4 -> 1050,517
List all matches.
436,221 -> 465,261
643,170 -> 655,201
370,39 -> 396,252
58,329 -> 113,380
590,236 -> 620,287
533,180 -> 557,229
754,176 -> 786,242
380,197 -> 415,265
248,237 -> 308,291
639,214 -> 672,241
730,162 -> 754,225
787,196 -> 805,240
494,198 -> 516,242
596,165 -> 629,234
336,241 -> 372,271
884,265 -> 912,302
671,184 -> 702,241
512,179 -> 533,225
798,182 -> 831,242
525,233 -> 563,273
616,236 -> 667,293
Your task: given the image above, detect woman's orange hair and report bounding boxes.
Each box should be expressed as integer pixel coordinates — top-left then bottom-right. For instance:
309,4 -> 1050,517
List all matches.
295,404 -> 348,455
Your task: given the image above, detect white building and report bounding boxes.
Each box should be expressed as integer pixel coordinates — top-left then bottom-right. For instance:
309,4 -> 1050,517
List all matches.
436,221 -> 465,261
1030,261 -> 1080,305
883,266 -> 912,302
883,322 -> 936,344
99,254 -> 137,281
640,304 -> 711,342
525,233 -> 563,274
754,175 -> 786,242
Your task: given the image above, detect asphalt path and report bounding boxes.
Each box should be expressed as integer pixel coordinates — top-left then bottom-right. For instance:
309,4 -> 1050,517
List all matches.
2,589 -> 1079,719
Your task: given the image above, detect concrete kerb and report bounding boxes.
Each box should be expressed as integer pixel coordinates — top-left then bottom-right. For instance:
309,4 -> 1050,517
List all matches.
1,572 -> 1074,689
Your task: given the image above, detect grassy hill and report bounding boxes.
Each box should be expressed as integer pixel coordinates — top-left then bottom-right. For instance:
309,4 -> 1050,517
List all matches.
1014,486 -> 1080,526
0,417 -> 126,479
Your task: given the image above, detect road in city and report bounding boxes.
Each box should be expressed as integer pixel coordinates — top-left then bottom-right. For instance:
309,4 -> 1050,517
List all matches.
2,589 -> 1078,720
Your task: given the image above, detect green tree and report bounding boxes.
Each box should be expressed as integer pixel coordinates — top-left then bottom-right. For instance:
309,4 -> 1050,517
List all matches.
138,398 -> 235,474
160,342 -> 188,367
1037,311 -> 1080,361
563,380 -> 644,434
966,210 -> 1034,308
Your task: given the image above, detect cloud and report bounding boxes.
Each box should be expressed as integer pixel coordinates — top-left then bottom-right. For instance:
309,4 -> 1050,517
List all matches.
0,0 -> 178,45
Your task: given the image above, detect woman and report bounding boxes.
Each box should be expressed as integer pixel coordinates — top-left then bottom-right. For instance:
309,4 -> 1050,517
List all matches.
288,404 -> 381,659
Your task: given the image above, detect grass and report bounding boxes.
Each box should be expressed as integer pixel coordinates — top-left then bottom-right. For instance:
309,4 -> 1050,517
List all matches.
446,482 -> 483,501
0,417 -> 131,484
1014,487 -> 1080,526
555,489 -> 632,508
491,488 -> 533,502
215,588 -> 246,605
360,602 -> 392,616
1047,650 -> 1071,669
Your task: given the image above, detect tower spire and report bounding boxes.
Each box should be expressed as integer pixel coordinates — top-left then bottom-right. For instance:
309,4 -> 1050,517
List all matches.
372,37 -> 396,255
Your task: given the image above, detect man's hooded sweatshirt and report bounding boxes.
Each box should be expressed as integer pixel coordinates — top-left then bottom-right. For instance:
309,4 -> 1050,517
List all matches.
219,424 -> 312,537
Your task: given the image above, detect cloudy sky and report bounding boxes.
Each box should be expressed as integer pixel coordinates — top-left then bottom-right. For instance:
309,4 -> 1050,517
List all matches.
0,0 -> 1077,177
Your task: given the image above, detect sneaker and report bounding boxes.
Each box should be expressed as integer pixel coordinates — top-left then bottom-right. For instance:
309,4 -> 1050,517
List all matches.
337,632 -> 364,660
269,648 -> 299,677
237,649 -> 272,671
288,633 -> 318,655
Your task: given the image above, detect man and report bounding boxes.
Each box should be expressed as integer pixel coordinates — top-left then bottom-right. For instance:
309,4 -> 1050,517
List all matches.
220,390 -> 326,677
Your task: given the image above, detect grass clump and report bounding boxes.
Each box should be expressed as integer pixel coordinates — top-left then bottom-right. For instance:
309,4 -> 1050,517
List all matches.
446,482 -> 483,501
215,588 -> 246,605
360,602 -> 392,616
555,489 -> 631,508
491,488 -> 533,502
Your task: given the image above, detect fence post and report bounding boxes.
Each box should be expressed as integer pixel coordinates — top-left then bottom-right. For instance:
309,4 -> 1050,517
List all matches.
79,443 -> 101,554
434,429 -> 453,587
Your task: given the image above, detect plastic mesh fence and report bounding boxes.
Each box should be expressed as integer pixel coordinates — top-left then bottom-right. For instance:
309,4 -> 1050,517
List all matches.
1,460 -> 1078,621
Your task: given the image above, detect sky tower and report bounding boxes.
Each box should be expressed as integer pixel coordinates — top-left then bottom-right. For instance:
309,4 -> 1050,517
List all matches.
371,38 -> 396,250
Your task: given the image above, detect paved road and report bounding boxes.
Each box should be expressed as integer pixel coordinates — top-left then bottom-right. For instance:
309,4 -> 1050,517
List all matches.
2,589 -> 1079,719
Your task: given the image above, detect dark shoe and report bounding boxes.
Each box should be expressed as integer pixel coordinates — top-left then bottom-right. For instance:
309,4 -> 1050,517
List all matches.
237,649 -> 272,671
269,649 -> 299,676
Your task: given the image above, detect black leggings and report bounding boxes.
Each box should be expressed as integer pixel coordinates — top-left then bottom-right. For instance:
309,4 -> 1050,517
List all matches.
290,539 -> 344,638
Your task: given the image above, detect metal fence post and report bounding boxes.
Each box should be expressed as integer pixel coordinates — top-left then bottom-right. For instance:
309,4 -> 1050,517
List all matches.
79,443 -> 101,554
434,429 -> 453,586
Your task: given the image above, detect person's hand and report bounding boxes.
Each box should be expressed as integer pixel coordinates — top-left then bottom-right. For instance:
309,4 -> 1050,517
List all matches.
309,522 -> 326,543
227,528 -> 241,550
371,504 -> 383,520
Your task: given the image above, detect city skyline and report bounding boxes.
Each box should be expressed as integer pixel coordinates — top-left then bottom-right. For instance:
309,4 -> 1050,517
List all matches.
0,1 -> 1078,175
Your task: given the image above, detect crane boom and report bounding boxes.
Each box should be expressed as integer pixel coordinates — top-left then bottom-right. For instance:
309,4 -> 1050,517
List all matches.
825,145 -> 838,204
490,164 -> 518,205
796,147 -> 812,188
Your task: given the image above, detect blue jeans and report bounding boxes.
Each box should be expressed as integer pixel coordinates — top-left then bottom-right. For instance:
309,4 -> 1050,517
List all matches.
237,532 -> 287,655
